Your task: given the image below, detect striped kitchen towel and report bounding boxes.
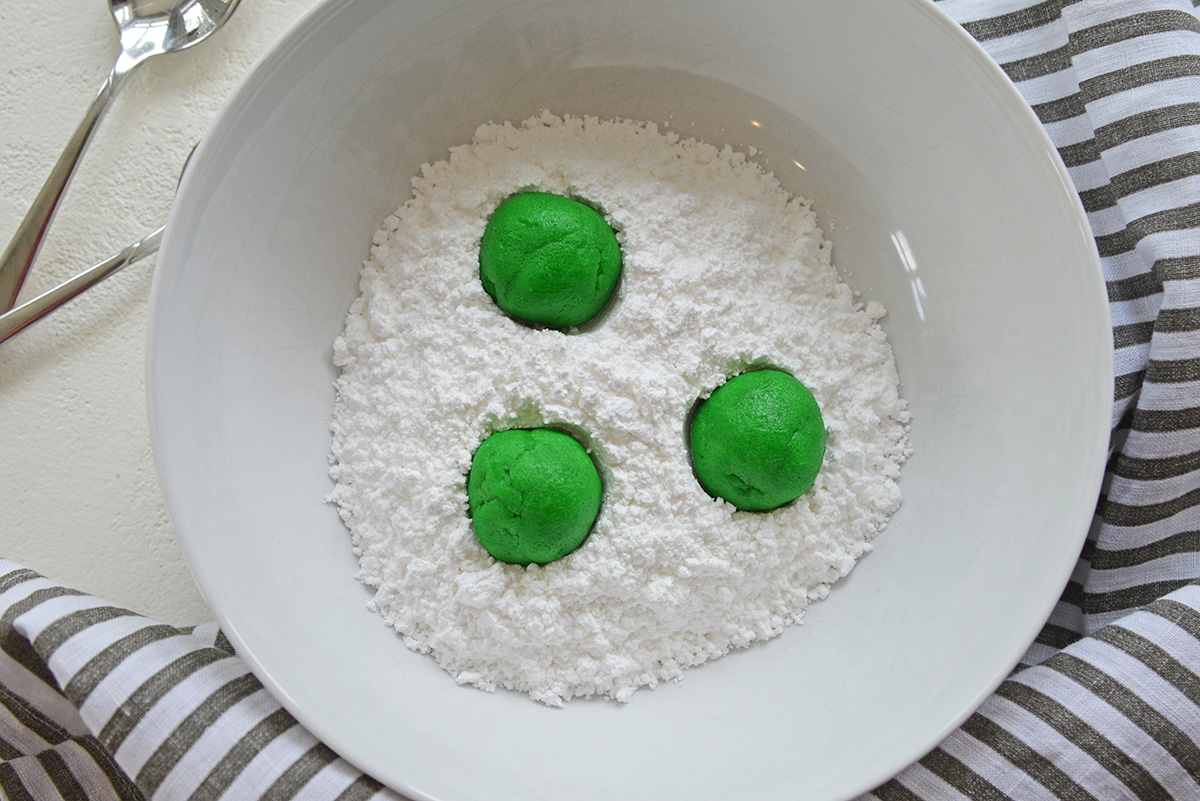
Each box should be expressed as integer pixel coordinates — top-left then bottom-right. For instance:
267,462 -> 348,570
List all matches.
2,0 -> 1199,799
0,563 -> 400,800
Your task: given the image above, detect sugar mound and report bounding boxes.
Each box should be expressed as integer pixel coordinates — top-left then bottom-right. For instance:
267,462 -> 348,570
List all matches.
329,112 -> 910,705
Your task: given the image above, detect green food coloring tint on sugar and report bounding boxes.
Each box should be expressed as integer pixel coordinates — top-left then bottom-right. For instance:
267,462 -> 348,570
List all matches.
467,428 -> 603,565
479,192 -> 622,328
689,369 -> 826,512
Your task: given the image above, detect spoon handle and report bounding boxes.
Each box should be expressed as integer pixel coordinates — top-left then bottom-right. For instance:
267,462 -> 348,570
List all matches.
0,64 -> 131,312
0,226 -> 161,345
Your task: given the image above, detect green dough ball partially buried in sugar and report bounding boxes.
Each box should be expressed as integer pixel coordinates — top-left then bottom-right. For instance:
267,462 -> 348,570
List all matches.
689,369 -> 826,512
479,192 -> 622,328
467,428 -> 603,565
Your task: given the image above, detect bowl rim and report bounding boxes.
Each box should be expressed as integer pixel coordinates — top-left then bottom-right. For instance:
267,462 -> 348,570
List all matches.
147,0 -> 1112,798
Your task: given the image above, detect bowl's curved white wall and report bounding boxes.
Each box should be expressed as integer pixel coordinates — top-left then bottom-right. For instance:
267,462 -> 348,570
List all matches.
148,2 -> 1110,800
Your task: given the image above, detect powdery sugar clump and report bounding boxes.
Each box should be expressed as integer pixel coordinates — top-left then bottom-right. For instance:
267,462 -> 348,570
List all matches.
329,112 -> 910,706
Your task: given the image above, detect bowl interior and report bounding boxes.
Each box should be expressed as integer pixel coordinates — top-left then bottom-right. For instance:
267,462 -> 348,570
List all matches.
149,1 -> 1110,800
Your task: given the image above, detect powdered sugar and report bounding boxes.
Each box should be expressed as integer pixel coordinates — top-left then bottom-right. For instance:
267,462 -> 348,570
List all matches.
329,112 -> 910,705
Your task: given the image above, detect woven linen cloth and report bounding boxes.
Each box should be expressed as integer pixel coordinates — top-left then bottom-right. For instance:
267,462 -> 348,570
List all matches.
2,0 -> 1199,799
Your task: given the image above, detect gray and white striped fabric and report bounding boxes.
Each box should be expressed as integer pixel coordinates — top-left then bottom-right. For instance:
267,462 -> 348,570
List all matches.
0,564 -> 400,801
2,0 -> 1199,798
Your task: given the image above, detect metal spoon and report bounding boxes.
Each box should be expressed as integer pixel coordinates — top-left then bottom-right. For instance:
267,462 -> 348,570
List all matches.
0,0 -> 242,312
0,144 -> 196,345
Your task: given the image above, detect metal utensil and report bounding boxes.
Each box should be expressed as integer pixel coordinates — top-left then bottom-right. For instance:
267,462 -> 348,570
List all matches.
0,144 -> 197,345
0,0 -> 242,311
0,228 -> 164,344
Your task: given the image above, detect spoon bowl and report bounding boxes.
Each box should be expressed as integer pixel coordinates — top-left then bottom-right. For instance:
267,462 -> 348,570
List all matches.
0,0 -> 241,311
111,0 -> 242,67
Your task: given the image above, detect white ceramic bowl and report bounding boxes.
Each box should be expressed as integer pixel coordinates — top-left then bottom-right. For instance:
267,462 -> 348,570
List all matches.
148,1 -> 1111,799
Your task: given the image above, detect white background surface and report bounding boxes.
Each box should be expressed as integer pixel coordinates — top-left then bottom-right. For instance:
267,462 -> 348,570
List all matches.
0,0 -> 316,625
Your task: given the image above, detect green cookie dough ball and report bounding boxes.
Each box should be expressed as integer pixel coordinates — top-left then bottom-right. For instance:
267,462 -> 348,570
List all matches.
689,369 -> 826,512
479,192 -> 622,328
467,428 -> 603,565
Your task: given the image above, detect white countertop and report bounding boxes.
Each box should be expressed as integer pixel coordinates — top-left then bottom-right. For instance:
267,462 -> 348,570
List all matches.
0,0 -> 318,625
